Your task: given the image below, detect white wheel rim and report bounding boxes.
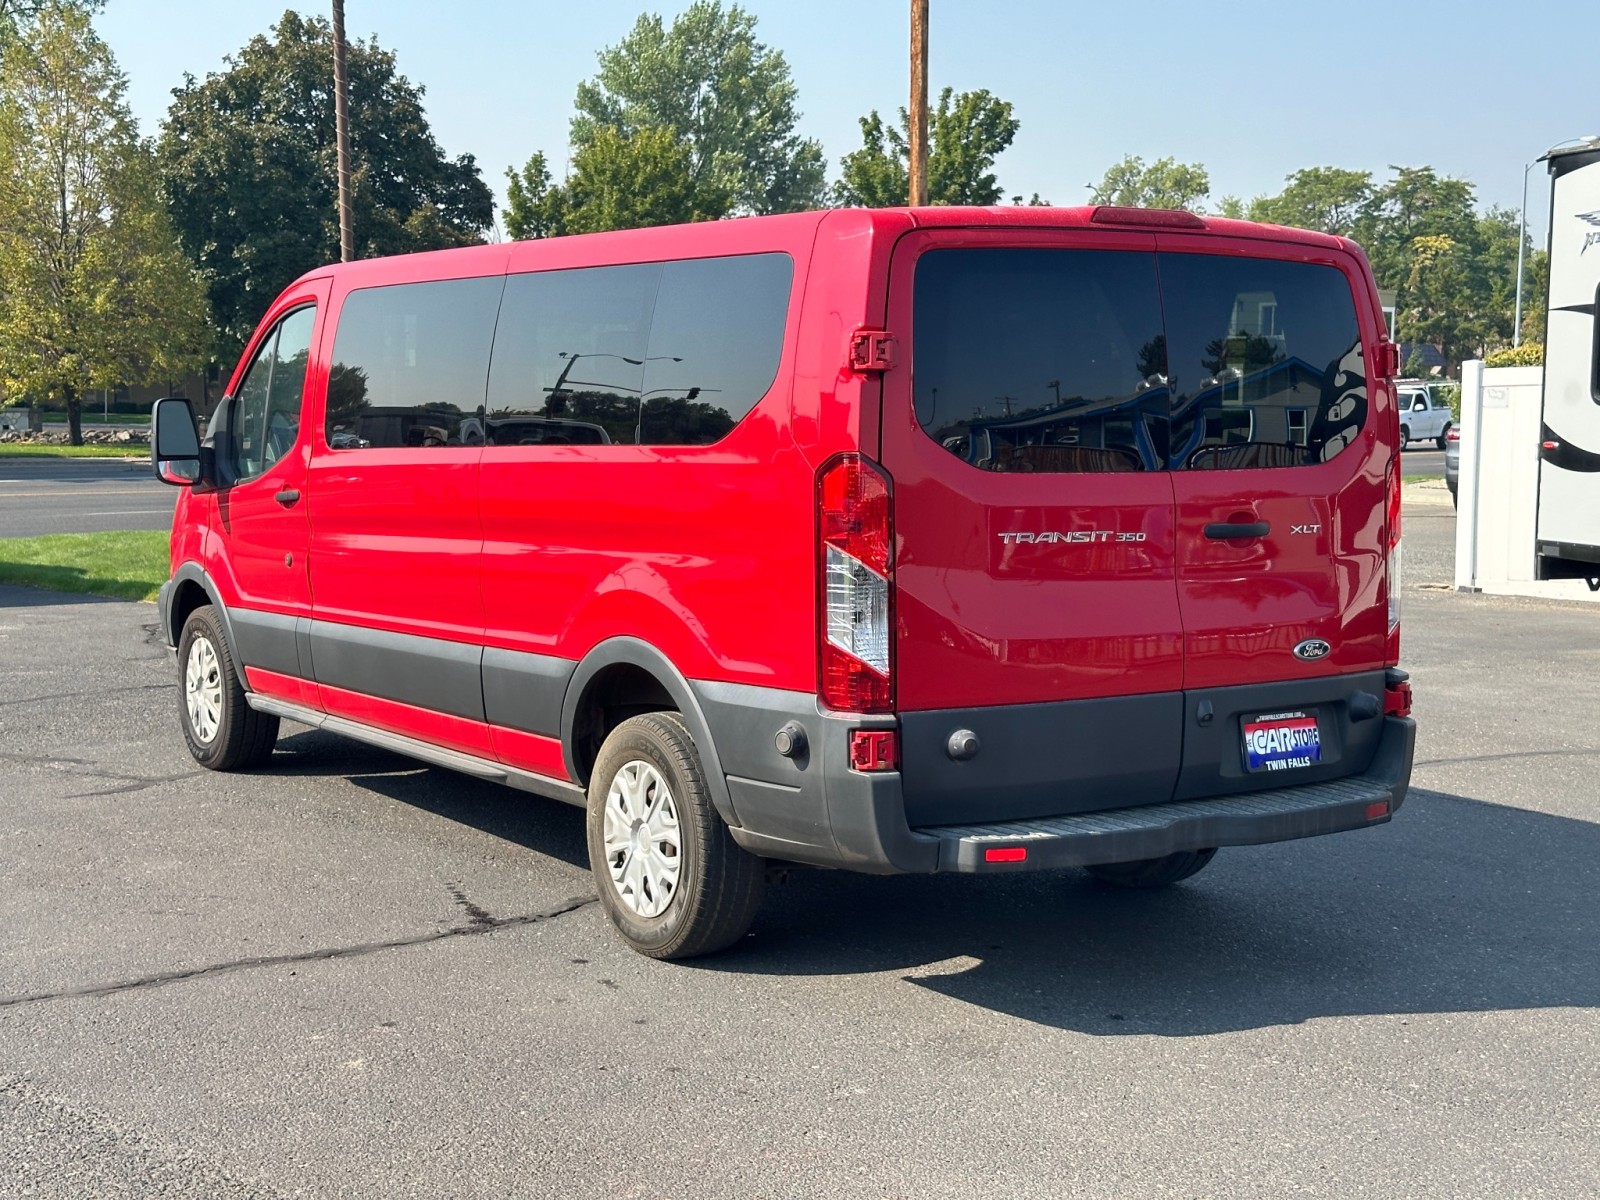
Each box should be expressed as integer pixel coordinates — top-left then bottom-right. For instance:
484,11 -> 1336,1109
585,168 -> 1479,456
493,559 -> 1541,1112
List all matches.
602,760 -> 683,918
184,635 -> 223,744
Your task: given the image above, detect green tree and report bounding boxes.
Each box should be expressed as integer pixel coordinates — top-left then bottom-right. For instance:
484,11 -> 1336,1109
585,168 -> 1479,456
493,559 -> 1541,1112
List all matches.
1246,167 -> 1372,235
1090,155 -> 1210,210
834,87 -> 1020,207
0,0 -> 97,44
159,11 -> 493,356
562,126 -> 723,234
1358,166 -> 1478,290
1519,249 -> 1550,345
0,2 -> 206,444
504,152 -> 568,241
561,1 -> 824,223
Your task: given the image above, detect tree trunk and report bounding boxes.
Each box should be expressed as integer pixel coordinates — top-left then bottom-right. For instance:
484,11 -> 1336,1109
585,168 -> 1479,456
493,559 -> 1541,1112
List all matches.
65,385 -> 83,446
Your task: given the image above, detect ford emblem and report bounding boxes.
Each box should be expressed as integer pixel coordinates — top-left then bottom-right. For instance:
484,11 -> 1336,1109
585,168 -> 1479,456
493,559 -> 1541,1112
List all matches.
1293,638 -> 1332,661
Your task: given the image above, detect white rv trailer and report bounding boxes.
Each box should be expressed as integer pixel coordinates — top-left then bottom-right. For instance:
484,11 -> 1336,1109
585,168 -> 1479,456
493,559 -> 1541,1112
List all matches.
1536,137 -> 1600,586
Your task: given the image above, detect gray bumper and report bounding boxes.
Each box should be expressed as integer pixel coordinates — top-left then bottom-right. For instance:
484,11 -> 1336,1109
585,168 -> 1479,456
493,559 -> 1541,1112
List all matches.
917,717 -> 1413,871
692,678 -> 1415,876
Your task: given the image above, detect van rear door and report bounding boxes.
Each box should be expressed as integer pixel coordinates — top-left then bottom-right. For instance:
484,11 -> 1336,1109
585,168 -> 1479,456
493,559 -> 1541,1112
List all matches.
880,230 -> 1185,826
1154,237 -> 1391,799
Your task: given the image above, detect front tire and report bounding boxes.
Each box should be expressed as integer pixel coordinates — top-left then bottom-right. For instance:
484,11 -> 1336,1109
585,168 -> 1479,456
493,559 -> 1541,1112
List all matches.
586,712 -> 764,960
1399,423 -> 1411,447
177,605 -> 279,770
1085,848 -> 1217,889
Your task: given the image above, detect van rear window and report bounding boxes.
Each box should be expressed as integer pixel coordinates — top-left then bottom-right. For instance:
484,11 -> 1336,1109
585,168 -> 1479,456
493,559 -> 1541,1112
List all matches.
913,248 -> 1366,471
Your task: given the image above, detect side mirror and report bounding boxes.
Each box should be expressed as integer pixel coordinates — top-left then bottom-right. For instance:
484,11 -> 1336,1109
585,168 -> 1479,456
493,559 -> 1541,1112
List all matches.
152,396 -> 203,486
1412,398 -> 1427,412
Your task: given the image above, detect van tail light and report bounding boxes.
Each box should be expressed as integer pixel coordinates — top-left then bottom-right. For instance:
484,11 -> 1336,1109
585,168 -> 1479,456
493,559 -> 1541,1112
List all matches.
818,453 -> 893,713
1386,454 -> 1403,649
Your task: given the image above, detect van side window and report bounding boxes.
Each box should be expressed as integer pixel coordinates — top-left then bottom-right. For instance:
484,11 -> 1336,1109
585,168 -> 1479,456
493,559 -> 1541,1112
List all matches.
1160,254 -> 1365,469
228,305 -> 315,481
637,254 -> 793,445
485,253 -> 793,447
485,263 -> 659,446
324,277 -> 504,449
913,249 -> 1168,473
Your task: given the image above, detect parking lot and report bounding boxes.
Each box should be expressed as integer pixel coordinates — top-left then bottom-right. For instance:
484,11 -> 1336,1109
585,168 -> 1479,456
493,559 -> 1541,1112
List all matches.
1,486 -> 1597,1198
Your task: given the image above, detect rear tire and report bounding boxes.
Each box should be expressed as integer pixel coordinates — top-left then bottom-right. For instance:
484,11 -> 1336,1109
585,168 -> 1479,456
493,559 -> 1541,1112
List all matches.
1436,424 -> 1451,450
1085,848 -> 1217,889
587,712 -> 765,960
177,605 -> 279,770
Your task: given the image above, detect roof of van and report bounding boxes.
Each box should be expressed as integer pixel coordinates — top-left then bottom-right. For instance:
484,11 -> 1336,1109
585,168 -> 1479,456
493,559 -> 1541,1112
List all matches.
289,205 -> 1355,291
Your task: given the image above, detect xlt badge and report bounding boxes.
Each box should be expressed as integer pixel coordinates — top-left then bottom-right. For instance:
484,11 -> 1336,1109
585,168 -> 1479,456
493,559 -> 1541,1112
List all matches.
998,531 -> 1148,545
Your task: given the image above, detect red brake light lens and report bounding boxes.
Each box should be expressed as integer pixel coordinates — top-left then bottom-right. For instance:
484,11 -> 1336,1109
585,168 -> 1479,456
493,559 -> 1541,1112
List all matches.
848,729 -> 898,772
1089,205 -> 1205,229
984,846 -> 1028,863
819,454 -> 894,713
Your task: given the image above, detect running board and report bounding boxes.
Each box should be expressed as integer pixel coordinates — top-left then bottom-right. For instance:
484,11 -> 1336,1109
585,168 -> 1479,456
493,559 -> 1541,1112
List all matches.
245,694 -> 587,808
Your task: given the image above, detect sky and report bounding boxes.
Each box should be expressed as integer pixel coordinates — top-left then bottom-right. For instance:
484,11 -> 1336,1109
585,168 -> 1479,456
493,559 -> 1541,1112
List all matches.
98,0 -> 1596,246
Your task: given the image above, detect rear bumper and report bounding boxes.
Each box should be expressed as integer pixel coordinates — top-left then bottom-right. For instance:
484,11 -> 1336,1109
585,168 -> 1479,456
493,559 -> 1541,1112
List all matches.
692,679 -> 1415,876
918,720 -> 1412,871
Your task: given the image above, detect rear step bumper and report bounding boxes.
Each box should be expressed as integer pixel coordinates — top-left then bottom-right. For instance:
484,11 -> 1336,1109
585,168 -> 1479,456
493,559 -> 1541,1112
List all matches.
697,682 -> 1414,877
921,770 -> 1405,872
904,714 -> 1414,874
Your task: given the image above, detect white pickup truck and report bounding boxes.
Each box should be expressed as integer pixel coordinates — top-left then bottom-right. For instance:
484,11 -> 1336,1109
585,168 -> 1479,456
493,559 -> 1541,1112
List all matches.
1397,383 -> 1454,449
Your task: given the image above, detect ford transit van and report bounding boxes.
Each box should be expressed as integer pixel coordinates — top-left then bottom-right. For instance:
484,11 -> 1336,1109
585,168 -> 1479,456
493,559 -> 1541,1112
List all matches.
152,206 -> 1415,958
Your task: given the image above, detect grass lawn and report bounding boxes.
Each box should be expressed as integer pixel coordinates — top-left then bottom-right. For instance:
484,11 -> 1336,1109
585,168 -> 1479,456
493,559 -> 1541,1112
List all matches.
0,443 -> 149,459
0,531 -> 169,602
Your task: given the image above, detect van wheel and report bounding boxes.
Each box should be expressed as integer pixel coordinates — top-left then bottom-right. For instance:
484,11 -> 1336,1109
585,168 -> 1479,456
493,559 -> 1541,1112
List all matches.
177,606 -> 279,770
1399,424 -> 1410,447
1436,424 -> 1451,450
1085,848 -> 1216,889
586,712 -> 765,960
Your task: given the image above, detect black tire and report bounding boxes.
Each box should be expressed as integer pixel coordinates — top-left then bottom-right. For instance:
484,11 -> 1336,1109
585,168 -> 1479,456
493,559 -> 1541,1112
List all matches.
586,712 -> 764,960
1436,424 -> 1451,450
176,605 -> 279,771
1399,424 -> 1410,447
1085,848 -> 1217,889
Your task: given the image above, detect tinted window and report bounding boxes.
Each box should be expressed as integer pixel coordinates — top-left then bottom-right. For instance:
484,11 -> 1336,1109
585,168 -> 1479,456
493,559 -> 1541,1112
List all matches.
485,263 -> 658,445
1160,254 -> 1364,469
913,249 -> 1168,473
638,254 -> 792,445
229,305 -> 315,480
324,277 -> 504,449
486,253 -> 792,448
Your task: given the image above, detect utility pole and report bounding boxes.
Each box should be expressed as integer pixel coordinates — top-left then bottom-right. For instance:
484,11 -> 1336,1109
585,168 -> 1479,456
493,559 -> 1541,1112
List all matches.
908,0 -> 928,206
332,0 -> 355,262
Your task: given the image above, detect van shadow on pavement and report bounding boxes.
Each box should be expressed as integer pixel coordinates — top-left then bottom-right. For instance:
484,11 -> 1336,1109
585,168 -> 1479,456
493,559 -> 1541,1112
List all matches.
262,731 -> 1597,1038
709,786 -> 1599,1036
269,728 -> 589,871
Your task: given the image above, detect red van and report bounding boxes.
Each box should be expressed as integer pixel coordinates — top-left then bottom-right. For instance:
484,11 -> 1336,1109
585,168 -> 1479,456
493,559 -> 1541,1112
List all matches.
151,206 -> 1415,959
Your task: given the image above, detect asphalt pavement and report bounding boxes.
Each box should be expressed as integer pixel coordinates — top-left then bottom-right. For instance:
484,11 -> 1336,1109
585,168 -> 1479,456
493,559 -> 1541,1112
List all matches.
0,457 -> 174,537
0,486 -> 1595,1198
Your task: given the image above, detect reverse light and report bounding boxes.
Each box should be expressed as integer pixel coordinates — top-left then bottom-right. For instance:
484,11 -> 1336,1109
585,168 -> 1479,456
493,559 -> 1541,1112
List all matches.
819,453 -> 893,713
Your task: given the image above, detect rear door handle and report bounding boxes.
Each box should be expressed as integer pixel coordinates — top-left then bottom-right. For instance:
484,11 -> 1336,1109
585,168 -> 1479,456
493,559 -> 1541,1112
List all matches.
1205,521 -> 1269,539
275,488 -> 301,507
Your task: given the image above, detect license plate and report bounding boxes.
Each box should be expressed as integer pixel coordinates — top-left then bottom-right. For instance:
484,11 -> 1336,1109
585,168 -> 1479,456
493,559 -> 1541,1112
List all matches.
1242,710 -> 1322,773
